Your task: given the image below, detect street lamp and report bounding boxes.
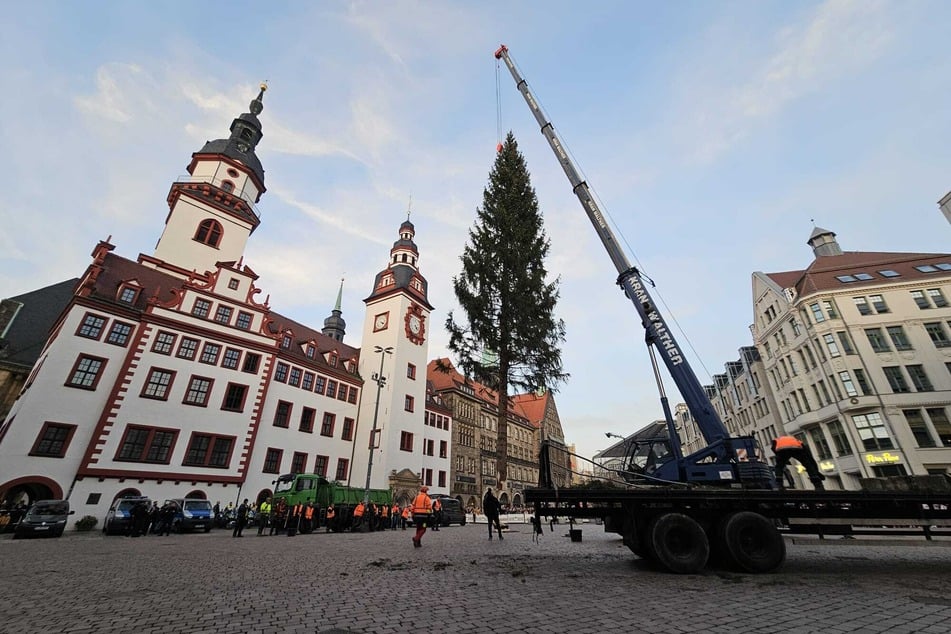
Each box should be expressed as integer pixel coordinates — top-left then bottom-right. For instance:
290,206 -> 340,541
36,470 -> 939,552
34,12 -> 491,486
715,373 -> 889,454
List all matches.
363,345 -> 393,504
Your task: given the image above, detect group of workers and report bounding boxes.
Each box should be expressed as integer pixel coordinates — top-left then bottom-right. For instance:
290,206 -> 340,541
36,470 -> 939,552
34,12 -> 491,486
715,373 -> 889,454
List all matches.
248,494 -> 446,536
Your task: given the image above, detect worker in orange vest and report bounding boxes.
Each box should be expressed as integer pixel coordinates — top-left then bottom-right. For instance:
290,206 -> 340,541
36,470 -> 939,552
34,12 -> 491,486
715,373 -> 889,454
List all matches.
390,503 -> 400,529
411,485 -> 433,547
772,435 -> 825,490
304,502 -> 315,533
431,497 -> 442,531
381,502 -> 390,531
325,504 -> 335,533
401,504 -> 411,530
351,501 -> 366,532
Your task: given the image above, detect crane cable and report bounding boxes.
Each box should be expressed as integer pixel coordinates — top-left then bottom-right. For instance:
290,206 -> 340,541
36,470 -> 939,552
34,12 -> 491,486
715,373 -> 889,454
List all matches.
508,59 -> 718,387
495,57 -> 504,153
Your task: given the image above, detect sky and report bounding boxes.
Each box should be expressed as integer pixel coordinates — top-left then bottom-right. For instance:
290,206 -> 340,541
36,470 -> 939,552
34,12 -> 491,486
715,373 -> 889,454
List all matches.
2,0 -> 951,463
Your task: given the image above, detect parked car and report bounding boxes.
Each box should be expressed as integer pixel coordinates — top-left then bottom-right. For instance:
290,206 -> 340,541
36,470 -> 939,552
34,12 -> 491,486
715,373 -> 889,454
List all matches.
431,495 -> 467,527
13,500 -> 73,539
103,496 -> 151,535
167,498 -> 214,532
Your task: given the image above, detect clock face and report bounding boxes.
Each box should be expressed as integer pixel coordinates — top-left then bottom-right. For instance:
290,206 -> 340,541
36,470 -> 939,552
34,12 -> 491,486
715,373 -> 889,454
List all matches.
404,308 -> 425,344
374,312 -> 389,331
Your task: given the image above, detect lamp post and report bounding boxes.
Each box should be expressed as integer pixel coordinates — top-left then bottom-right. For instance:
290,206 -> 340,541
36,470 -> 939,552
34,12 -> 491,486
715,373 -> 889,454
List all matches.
363,346 -> 393,504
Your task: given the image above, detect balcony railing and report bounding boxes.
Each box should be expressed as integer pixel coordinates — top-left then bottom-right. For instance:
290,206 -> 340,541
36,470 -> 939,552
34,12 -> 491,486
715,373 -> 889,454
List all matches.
174,175 -> 261,220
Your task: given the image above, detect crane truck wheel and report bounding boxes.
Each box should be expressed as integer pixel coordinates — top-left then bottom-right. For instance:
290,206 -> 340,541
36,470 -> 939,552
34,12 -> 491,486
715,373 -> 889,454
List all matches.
647,513 -> 709,574
718,511 -> 786,574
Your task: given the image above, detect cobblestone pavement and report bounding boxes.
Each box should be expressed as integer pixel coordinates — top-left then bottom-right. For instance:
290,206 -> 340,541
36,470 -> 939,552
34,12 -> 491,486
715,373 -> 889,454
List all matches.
1,523 -> 950,634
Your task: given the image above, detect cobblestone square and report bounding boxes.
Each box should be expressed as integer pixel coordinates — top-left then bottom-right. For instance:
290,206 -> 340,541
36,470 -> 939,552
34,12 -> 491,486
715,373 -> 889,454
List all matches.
1,522 -> 950,633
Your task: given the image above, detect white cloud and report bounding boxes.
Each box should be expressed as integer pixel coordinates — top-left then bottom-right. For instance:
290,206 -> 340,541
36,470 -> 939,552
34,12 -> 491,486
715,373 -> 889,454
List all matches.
682,0 -> 894,163
74,63 -> 149,123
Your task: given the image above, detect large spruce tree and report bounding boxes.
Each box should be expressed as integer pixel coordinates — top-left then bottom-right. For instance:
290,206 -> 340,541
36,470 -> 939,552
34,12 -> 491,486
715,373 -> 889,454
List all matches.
446,132 -> 567,485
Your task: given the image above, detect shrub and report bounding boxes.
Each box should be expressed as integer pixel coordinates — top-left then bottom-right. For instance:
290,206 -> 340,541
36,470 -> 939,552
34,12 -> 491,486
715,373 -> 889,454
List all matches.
75,515 -> 98,531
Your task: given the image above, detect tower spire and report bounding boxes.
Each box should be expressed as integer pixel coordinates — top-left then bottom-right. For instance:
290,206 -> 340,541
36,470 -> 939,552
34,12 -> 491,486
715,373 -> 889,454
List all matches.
322,277 -> 347,342
334,277 -> 344,311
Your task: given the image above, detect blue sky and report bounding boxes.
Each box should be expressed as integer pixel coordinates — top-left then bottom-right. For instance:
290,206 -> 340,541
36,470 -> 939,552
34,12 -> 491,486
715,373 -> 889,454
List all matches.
2,1 -> 950,462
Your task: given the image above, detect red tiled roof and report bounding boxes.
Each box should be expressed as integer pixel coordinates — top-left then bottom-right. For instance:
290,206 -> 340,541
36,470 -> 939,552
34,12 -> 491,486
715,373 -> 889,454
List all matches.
426,358 -> 534,420
511,392 -> 549,428
765,251 -> 951,297
87,251 -> 359,375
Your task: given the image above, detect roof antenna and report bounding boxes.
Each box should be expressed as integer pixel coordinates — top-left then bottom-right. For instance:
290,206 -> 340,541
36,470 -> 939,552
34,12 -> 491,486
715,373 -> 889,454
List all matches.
406,194 -> 412,221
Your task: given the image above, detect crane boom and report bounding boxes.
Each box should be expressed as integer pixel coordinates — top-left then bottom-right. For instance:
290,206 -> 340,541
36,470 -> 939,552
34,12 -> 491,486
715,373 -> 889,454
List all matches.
494,44 -> 727,444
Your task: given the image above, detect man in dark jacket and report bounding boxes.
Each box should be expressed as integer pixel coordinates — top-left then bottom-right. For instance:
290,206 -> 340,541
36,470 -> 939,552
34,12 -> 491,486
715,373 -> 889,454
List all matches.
483,489 -> 503,540
233,499 -> 249,537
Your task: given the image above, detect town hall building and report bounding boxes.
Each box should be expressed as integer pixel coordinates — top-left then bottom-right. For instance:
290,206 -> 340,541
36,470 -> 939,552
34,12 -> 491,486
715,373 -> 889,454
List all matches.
0,85 -> 449,517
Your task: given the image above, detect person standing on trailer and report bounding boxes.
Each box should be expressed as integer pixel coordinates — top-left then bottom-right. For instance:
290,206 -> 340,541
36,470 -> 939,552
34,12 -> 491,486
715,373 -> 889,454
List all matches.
772,435 -> 826,491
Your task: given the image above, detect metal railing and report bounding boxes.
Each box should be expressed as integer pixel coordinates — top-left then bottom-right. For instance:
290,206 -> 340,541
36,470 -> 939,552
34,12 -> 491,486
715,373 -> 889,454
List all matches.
174,175 -> 261,219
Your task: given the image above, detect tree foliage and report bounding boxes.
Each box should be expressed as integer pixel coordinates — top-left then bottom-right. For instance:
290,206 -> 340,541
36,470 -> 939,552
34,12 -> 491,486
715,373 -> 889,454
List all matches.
445,132 -> 568,483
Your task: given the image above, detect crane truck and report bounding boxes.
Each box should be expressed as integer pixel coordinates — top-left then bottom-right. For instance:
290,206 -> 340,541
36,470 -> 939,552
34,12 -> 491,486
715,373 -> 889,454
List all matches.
494,44 -> 951,574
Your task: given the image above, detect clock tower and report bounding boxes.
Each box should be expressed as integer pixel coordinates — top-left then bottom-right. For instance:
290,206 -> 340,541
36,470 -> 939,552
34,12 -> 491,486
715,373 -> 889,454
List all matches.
353,219 -> 435,493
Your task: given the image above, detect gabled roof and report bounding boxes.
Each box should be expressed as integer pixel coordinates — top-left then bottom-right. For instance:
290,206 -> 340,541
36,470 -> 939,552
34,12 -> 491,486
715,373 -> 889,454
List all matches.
0,279 -> 79,368
511,392 -> 550,429
426,358 -> 531,421
764,251 -> 951,297
83,251 -> 358,377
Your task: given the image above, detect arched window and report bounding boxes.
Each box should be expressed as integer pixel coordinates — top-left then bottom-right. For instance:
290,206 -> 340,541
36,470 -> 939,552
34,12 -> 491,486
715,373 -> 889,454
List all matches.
220,180 -> 235,193
195,219 -> 223,248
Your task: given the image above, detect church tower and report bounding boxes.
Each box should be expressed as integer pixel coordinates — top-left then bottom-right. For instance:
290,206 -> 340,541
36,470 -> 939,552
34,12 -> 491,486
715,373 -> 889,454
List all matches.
151,84 -> 268,275
322,279 -> 347,342
352,219 -> 435,492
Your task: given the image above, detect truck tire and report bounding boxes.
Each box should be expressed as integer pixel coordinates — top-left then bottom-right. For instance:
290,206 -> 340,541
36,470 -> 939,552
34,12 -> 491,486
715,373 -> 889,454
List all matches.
719,511 -> 785,574
648,513 -> 709,574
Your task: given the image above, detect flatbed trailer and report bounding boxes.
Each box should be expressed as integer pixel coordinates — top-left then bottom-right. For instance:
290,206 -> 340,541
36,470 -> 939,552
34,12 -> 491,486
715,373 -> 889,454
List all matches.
527,485 -> 951,574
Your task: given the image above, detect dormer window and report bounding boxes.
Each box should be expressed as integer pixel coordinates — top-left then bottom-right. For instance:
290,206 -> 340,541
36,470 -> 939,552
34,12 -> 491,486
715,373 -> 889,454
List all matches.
306,344 -> 316,359
281,334 -> 292,349
329,354 -> 338,367
195,219 -> 223,248
118,285 -> 140,304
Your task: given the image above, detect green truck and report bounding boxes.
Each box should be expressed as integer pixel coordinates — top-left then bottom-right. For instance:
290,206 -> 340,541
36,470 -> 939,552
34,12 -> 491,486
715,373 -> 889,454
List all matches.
272,474 -> 391,532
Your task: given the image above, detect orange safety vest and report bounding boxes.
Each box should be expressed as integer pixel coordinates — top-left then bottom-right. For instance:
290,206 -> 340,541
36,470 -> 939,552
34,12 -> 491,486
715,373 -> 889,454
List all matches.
391,504 -> 399,516
401,506 -> 411,519
432,499 -> 441,512
411,493 -> 432,515
382,505 -> 389,518
305,506 -> 314,520
353,503 -> 365,518
774,436 -> 803,451
326,507 -> 335,520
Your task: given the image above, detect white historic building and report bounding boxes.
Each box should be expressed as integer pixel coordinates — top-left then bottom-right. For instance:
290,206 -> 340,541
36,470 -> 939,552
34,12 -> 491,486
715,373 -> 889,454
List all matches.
0,85 -> 449,517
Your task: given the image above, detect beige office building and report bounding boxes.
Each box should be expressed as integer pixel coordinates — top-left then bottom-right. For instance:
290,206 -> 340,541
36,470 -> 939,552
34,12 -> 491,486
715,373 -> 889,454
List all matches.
711,228 -> 951,490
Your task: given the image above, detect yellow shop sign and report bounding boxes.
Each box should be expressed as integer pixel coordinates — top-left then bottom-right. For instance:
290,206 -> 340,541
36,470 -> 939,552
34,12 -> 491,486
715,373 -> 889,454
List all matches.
865,452 -> 901,465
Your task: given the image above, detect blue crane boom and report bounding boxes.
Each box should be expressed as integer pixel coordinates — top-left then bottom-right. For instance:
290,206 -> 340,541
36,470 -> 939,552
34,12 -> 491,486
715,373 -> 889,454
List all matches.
495,44 -> 774,487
